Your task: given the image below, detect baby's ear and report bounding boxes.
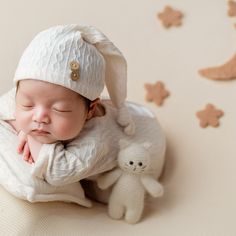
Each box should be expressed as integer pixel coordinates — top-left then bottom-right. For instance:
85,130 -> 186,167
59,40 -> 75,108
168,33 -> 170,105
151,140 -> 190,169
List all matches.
86,98 -> 100,120
119,139 -> 130,149
142,142 -> 152,150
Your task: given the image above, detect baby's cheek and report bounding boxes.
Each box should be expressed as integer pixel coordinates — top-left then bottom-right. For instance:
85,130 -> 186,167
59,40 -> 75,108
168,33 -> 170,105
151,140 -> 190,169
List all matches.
54,120 -> 78,139
53,113 -> 86,140
15,112 -> 31,131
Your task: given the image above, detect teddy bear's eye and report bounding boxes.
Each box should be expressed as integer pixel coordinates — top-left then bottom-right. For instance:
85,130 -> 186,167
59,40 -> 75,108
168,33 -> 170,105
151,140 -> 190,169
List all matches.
129,161 -> 134,165
138,162 -> 143,166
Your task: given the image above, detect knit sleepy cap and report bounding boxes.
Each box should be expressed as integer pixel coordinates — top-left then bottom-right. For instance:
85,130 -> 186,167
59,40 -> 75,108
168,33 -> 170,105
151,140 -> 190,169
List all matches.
13,24 -> 135,135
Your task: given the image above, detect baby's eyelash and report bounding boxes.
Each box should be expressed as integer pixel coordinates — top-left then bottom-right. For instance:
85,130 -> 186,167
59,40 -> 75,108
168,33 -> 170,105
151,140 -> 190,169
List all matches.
22,105 -> 33,108
53,108 -> 72,113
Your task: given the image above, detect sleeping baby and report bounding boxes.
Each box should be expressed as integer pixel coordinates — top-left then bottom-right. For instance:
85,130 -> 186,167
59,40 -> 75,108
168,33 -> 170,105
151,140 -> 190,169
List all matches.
0,24 -> 166,205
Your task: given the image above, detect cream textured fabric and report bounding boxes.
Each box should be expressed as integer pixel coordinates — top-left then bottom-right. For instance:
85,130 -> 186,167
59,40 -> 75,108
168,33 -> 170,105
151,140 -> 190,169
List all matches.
13,24 -> 135,135
0,88 -> 166,205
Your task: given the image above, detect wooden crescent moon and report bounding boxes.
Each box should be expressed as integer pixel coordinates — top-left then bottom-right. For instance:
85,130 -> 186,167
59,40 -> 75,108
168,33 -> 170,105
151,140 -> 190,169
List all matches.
198,53 -> 236,80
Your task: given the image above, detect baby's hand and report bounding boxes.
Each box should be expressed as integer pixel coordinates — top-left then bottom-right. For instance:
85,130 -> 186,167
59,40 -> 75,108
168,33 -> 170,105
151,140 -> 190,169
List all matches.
17,130 -> 27,154
17,131 -> 34,164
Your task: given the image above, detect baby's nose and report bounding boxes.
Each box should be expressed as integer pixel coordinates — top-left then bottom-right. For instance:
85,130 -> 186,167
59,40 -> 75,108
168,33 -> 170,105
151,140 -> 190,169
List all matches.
33,107 -> 50,124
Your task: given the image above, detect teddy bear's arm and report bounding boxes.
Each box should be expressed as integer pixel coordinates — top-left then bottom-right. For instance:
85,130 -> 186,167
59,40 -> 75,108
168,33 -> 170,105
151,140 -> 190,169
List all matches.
97,168 -> 122,189
140,175 -> 164,198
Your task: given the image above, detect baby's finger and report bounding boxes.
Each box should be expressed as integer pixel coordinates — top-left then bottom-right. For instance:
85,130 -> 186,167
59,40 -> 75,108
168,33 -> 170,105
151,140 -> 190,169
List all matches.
28,155 -> 34,164
23,142 -> 30,161
17,139 -> 26,154
17,131 -> 28,154
17,141 -> 24,154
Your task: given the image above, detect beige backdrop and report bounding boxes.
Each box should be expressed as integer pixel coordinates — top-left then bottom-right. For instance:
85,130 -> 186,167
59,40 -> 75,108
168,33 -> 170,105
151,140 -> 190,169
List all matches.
0,0 -> 236,235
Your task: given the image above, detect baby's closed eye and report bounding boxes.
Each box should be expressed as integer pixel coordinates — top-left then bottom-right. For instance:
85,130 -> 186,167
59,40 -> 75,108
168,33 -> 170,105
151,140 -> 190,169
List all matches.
52,102 -> 73,113
20,104 -> 34,110
52,106 -> 72,112
52,108 -> 72,113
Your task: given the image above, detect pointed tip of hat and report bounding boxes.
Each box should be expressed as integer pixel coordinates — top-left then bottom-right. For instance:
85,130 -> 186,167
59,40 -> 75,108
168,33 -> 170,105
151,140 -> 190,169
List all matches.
117,106 -> 135,136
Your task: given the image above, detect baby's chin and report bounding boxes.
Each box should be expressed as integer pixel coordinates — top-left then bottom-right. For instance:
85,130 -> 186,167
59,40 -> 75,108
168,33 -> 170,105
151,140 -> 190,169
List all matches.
31,134 -> 58,144
30,132 -> 76,144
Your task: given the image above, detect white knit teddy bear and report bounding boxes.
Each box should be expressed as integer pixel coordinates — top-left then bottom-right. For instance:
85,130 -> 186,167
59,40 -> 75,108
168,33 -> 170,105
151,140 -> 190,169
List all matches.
97,139 -> 164,224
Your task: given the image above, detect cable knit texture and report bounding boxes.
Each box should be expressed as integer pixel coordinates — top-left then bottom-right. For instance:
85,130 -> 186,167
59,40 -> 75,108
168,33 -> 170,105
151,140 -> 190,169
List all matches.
14,25 -> 105,100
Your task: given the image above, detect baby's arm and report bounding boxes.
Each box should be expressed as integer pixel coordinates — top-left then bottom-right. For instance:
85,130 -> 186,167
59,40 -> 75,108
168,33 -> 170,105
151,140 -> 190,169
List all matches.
31,137 -> 109,186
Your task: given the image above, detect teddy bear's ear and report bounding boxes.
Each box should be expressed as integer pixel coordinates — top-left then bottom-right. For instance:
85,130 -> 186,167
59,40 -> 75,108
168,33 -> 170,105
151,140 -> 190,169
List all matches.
142,142 -> 152,150
119,139 -> 130,149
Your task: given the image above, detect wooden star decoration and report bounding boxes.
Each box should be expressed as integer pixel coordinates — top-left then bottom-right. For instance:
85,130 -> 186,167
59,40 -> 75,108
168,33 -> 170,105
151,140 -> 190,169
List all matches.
196,104 -> 224,128
157,6 -> 183,28
228,0 -> 236,17
144,81 -> 170,106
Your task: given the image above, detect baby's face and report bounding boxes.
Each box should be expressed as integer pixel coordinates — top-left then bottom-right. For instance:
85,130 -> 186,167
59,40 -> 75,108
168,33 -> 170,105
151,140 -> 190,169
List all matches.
15,80 -> 89,144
